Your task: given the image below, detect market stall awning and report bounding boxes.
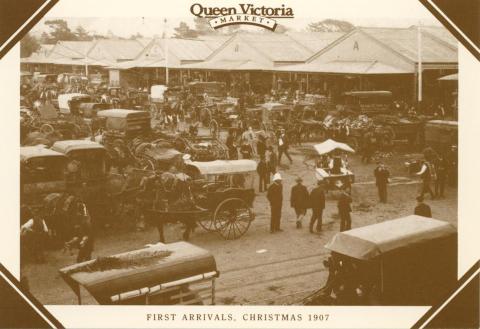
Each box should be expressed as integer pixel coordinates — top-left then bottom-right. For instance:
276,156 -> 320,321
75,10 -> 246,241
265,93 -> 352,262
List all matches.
314,139 -> 355,155
438,73 -> 458,81
108,58 -> 168,70
181,59 -> 271,71
324,216 -> 456,260
274,60 -> 412,74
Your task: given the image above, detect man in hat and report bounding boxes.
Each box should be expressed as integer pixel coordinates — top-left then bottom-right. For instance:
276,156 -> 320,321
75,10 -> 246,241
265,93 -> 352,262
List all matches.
267,173 -> 283,233
337,190 -> 353,232
290,177 -> 309,229
257,134 -> 267,159
277,129 -> 293,165
226,128 -> 238,160
257,155 -> 269,192
309,180 -> 326,233
414,195 -> 432,218
374,161 -> 390,203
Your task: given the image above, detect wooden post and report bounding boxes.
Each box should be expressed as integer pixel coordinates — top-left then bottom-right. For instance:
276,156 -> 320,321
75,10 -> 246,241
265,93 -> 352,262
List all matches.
212,278 -> 216,305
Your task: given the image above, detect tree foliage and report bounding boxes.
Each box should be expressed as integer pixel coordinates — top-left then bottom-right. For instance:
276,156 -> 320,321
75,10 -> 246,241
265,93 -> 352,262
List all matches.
173,22 -> 199,38
20,32 -> 40,58
74,25 -> 93,41
193,17 -> 215,35
44,19 -> 77,42
307,19 -> 355,32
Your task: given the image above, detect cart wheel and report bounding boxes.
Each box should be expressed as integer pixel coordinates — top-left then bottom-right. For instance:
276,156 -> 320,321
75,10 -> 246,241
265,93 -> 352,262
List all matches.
40,123 -> 55,135
214,198 -> 253,240
197,215 -> 216,232
139,158 -> 155,171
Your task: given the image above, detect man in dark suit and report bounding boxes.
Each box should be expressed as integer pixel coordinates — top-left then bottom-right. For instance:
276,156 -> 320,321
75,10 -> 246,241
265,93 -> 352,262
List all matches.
256,156 -> 269,192
290,177 -> 309,229
309,180 -> 326,233
267,173 -> 283,233
414,195 -> 432,218
338,191 -> 353,232
374,162 -> 390,203
257,134 -> 267,159
278,129 -> 293,165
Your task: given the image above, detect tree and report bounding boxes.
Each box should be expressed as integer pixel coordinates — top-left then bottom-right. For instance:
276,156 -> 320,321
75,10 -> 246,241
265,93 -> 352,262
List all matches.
20,32 -> 40,58
74,25 -> 92,41
40,31 -> 53,44
174,22 -> 199,38
44,19 -> 77,42
307,19 -> 355,32
193,17 -> 215,35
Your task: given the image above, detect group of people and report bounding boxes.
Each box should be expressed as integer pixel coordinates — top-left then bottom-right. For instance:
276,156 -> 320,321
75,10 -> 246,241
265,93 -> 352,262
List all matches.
266,174 -> 353,234
373,158 -> 436,218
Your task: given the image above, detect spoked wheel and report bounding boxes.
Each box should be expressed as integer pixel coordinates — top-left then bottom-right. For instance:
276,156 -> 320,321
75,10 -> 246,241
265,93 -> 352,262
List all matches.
197,214 -> 216,232
214,198 -> 253,240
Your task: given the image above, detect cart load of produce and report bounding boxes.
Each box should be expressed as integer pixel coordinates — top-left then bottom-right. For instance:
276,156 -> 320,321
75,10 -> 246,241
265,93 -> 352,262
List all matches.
323,114 -> 373,130
372,114 -> 418,126
63,249 -> 173,275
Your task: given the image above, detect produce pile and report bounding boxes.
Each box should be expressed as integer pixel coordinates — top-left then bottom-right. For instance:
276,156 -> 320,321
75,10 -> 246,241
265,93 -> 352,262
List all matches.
323,114 -> 373,130
64,249 -> 173,275
323,113 -> 420,131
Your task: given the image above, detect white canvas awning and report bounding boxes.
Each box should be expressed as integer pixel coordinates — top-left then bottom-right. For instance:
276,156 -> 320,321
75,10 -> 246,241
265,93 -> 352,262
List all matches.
187,160 -> 257,175
325,216 -> 456,260
313,139 -> 355,155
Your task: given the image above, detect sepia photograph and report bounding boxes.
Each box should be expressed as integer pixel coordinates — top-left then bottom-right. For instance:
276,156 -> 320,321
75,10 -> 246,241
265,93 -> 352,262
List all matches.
17,1 -> 460,309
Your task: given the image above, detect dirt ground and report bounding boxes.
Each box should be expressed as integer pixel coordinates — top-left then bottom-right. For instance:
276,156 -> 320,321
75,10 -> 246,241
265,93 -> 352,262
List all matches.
21,142 -> 458,306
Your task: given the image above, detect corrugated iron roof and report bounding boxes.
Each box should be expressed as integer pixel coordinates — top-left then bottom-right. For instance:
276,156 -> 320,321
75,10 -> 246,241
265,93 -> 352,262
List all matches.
361,27 -> 457,63
236,33 -> 312,62
49,41 -> 94,60
414,26 -> 457,48
132,37 -> 227,68
87,39 -> 145,63
287,32 -> 345,53
275,60 -> 411,74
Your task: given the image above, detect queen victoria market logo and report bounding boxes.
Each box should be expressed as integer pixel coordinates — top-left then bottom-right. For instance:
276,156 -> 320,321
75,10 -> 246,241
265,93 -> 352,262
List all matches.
190,3 -> 294,31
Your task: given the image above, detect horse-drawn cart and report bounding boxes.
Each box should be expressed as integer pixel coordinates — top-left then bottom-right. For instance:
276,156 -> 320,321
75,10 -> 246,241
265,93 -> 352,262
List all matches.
146,159 -> 256,241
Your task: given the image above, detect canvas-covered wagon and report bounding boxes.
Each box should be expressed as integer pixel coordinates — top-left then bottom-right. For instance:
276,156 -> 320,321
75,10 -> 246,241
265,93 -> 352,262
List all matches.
59,241 -> 219,305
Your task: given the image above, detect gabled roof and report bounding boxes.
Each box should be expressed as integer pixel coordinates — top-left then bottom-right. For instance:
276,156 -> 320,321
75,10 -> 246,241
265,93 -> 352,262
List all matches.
236,33 -> 312,62
50,41 -> 95,60
87,39 -> 145,64
112,37 -> 229,69
412,25 -> 457,48
360,27 -> 457,63
286,32 -> 345,53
